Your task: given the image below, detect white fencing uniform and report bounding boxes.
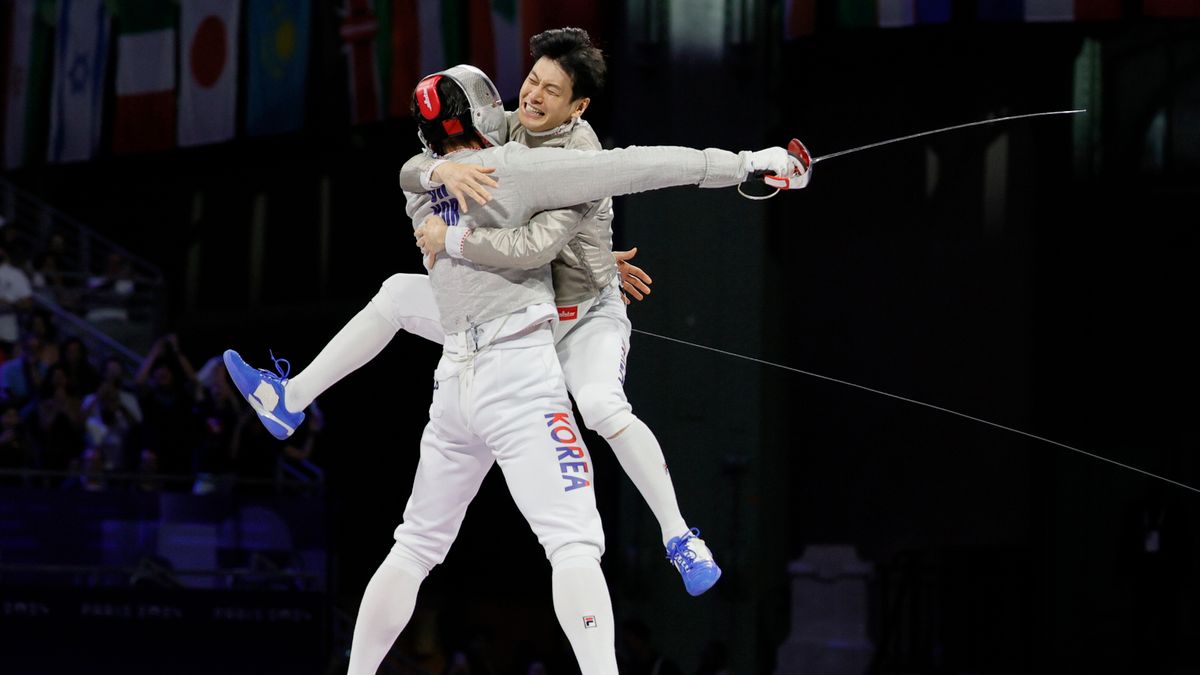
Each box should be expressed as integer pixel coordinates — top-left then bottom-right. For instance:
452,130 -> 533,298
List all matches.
342,141 -> 760,675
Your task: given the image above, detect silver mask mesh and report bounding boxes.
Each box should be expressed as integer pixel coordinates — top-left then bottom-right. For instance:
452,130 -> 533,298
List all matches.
440,65 -> 507,147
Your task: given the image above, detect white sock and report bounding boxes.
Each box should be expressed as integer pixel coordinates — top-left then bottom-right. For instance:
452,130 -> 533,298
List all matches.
606,418 -> 690,544
284,303 -> 397,413
551,556 -> 618,675
346,561 -> 424,675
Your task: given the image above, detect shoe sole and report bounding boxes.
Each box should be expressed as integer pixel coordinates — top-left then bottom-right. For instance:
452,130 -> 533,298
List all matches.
223,349 -> 298,440
685,564 -> 722,597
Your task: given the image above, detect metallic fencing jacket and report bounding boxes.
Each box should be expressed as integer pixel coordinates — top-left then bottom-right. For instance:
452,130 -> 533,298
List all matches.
402,113 -> 614,306
401,140 -> 752,333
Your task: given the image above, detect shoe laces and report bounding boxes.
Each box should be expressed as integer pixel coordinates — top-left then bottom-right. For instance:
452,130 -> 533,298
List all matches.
261,349 -> 291,381
665,527 -> 703,570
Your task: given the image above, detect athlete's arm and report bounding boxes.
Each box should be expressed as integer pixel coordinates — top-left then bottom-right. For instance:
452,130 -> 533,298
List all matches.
416,201 -> 588,269
503,145 -> 787,213
398,153 -> 496,213
452,205 -> 590,269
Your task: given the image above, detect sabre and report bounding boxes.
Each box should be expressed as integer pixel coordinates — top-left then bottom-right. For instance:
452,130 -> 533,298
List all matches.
739,109 -> 1086,200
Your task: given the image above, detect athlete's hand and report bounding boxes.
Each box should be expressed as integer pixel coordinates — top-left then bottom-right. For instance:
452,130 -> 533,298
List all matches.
742,147 -> 790,178
415,215 -> 448,267
762,138 -> 812,190
432,162 -> 498,213
614,247 -> 652,304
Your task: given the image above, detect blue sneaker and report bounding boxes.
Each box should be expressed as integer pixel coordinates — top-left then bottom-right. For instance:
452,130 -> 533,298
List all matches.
665,528 -> 722,596
223,349 -> 305,440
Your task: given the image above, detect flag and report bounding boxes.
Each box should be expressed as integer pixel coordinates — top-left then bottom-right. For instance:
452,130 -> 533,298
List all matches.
467,0 -> 525,99
783,0 -> 816,38
916,0 -> 951,23
245,0 -> 311,137
3,0 -> 52,168
1074,0 -> 1121,20
180,0 -> 241,146
340,0 -> 382,124
489,0 -> 523,98
417,0 -> 463,75
48,0 -> 110,163
837,0 -> 876,28
1023,0 -> 1074,22
976,0 -> 1021,21
878,0 -> 916,27
979,0 -> 1120,21
1143,0 -> 1200,17
111,1 -> 177,154
384,0 -> 420,117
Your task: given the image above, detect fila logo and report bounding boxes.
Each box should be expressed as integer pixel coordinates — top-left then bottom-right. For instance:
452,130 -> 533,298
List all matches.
583,616 -> 597,629
558,305 -> 578,321
422,88 -> 433,114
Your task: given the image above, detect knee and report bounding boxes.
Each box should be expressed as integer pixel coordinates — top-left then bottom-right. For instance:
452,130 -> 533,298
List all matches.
549,542 -> 603,569
386,535 -> 434,578
371,273 -> 425,329
572,385 -> 633,439
380,273 -> 424,298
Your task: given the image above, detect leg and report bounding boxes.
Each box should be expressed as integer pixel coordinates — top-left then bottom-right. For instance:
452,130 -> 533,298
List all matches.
557,299 -> 688,542
471,336 -> 617,675
224,274 -> 444,439
348,367 -> 493,675
287,273 -> 444,411
558,290 -> 721,596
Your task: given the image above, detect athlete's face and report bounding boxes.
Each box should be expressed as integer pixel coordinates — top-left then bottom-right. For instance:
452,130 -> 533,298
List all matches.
517,56 -> 589,133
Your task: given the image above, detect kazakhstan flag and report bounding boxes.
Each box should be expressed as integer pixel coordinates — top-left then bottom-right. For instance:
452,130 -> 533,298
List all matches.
246,0 -> 311,136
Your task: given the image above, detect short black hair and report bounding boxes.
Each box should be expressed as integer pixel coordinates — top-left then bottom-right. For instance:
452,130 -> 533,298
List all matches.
411,76 -> 472,156
529,27 -> 606,101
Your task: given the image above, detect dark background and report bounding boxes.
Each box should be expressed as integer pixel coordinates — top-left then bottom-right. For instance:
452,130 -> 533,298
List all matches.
4,2 -> 1199,674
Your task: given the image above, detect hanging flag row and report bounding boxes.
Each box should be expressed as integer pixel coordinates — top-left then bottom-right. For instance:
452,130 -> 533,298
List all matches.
1,0 -> 554,167
784,0 -> 1200,38
1,0 -> 294,166
340,0 -> 534,125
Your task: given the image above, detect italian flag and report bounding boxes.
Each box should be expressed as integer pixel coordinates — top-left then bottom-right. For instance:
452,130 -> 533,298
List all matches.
2,0 -> 52,169
111,1 -> 177,154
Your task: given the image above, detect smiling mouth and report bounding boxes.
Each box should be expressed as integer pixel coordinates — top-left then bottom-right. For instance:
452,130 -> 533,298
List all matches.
523,101 -> 545,118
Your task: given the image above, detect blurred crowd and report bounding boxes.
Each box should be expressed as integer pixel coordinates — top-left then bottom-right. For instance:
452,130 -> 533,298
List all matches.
0,225 -> 323,494
0,328 -> 324,494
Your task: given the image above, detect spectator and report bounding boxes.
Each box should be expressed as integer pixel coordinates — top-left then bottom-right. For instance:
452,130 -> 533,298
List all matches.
0,402 -> 38,484
84,253 -> 137,323
33,363 -> 85,472
0,332 -> 44,406
28,251 -> 79,310
83,381 -> 140,473
276,401 -> 323,494
0,245 -> 34,359
26,309 -> 56,343
60,336 -> 100,394
192,356 -> 248,494
135,334 -> 200,478
82,355 -> 143,424
61,446 -> 107,492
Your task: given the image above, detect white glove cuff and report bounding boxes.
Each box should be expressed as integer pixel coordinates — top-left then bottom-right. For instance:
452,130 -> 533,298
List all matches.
445,225 -> 469,259
421,159 -> 449,190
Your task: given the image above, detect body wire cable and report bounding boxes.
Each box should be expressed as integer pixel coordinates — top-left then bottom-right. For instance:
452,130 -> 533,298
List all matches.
631,327 -> 1199,495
